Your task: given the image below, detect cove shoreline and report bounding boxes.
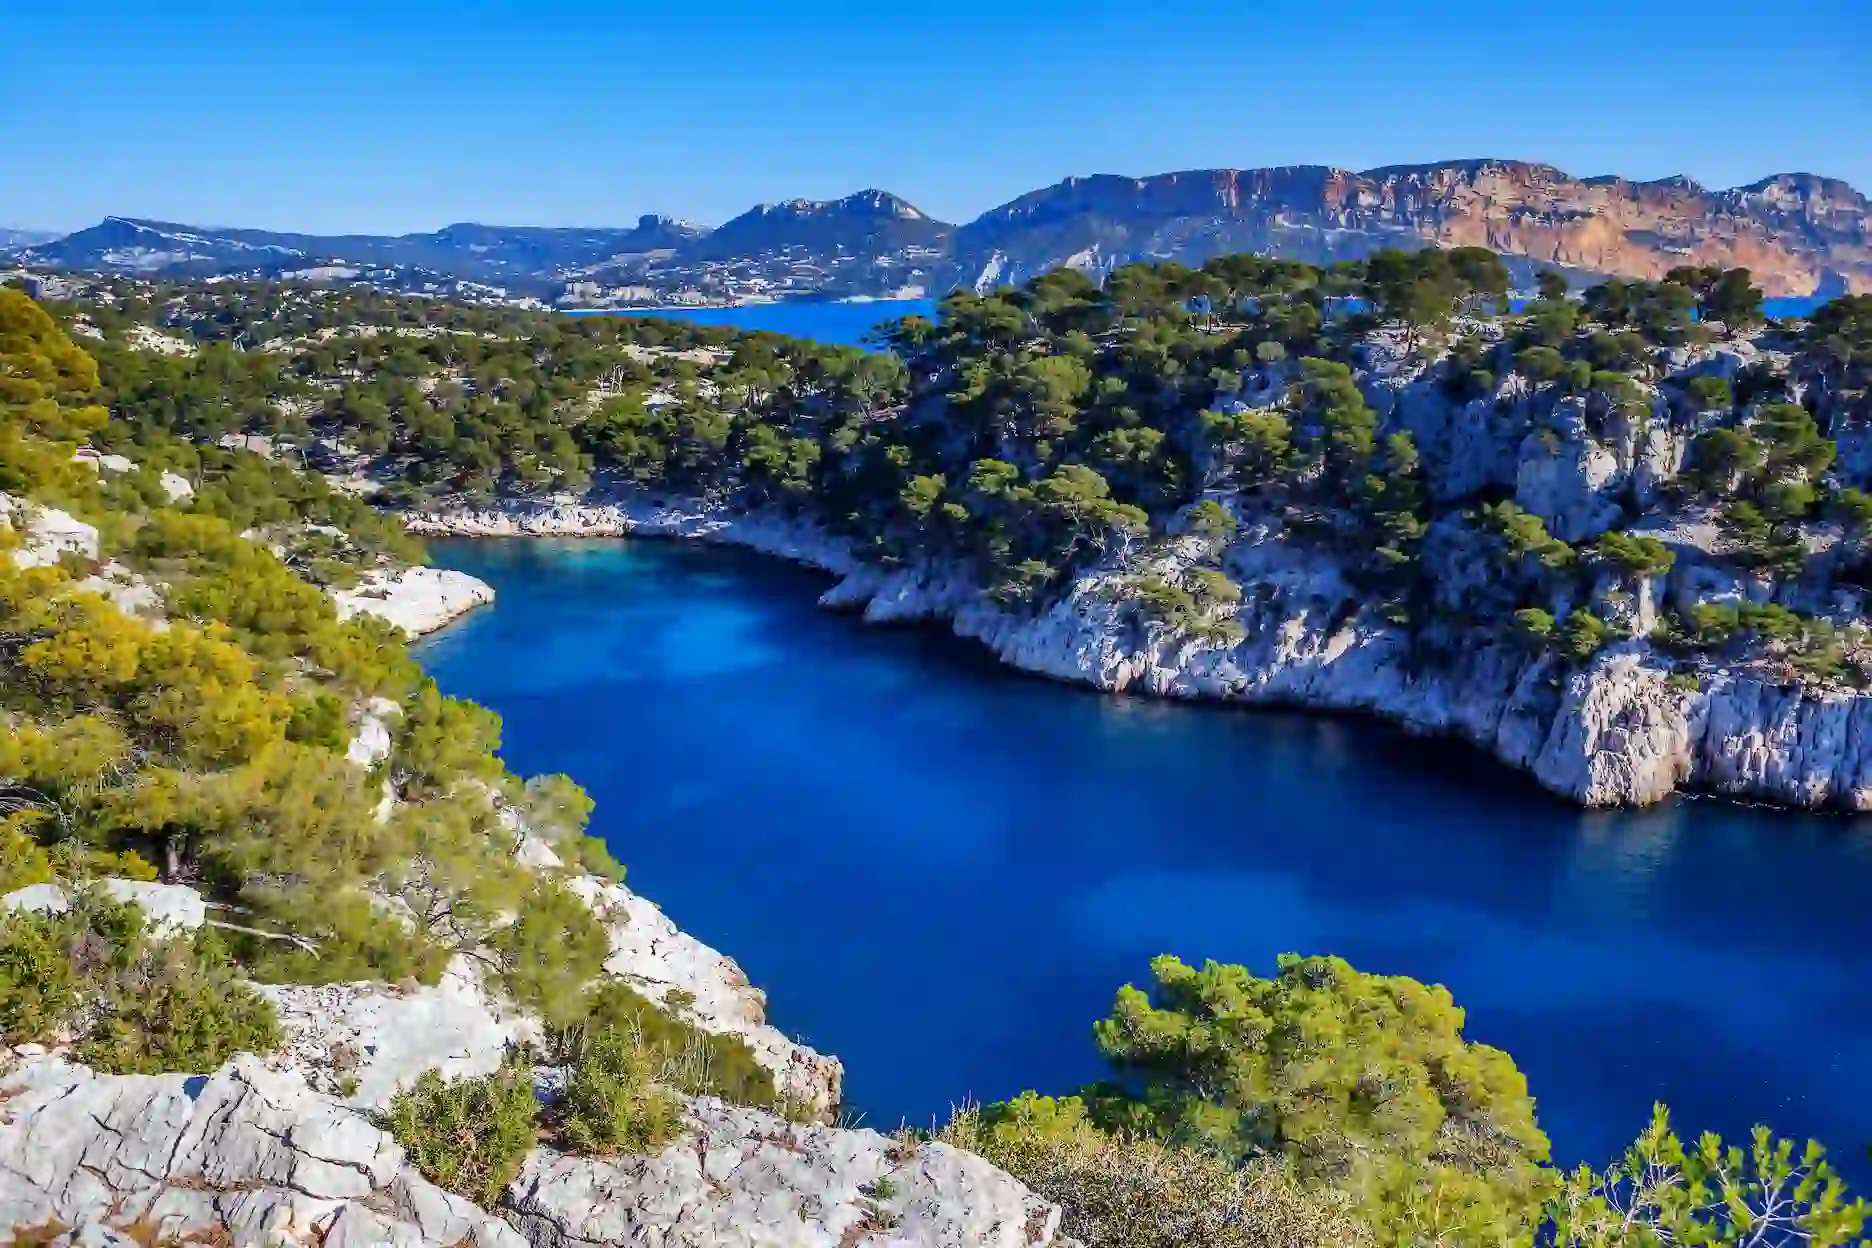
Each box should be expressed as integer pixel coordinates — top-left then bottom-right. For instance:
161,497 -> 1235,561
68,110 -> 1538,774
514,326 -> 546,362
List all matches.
405,492 -> 1872,818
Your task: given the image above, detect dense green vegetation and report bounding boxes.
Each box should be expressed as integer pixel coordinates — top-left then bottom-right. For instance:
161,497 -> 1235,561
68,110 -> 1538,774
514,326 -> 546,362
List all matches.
55,253 -> 1871,691
952,954 -> 1867,1248
5,264 -> 1871,1241
0,286 -> 672,1062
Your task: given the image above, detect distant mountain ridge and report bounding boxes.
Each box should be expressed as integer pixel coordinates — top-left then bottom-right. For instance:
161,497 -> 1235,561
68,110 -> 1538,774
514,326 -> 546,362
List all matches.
12,158 -> 1870,300
945,160 -> 1872,297
0,226 -> 60,250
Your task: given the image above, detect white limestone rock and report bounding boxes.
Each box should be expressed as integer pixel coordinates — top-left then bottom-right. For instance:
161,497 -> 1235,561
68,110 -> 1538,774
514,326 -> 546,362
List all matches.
0,1056 -> 525,1247
504,1098 -> 1073,1248
1514,403 -> 1625,541
408,484 -> 1872,812
159,469 -> 195,501
1530,649 -> 1698,806
123,324 -> 197,356
346,695 -> 401,767
75,561 -> 165,623
1,495 -> 100,568
72,448 -> 135,475
3,879 -> 206,934
261,957 -> 537,1108
333,565 -> 495,637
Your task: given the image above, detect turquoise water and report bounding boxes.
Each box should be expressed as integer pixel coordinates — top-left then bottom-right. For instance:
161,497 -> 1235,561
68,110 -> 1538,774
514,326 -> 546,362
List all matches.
419,537 -> 1872,1173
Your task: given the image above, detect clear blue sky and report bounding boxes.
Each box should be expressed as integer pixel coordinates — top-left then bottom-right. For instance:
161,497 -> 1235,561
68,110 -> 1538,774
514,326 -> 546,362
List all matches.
4,0 -> 1866,234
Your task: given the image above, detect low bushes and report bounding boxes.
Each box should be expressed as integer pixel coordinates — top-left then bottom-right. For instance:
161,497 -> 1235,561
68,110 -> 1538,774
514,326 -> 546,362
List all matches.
943,1094 -> 1372,1248
557,1025 -> 683,1156
0,895 -> 280,1071
379,1061 -> 540,1206
576,980 -> 779,1111
77,928 -> 281,1074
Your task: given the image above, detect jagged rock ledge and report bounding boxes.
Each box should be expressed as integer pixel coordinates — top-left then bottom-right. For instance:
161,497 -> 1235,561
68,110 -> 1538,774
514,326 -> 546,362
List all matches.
334,564 -> 497,637
0,1054 -> 1076,1247
410,495 -> 1872,812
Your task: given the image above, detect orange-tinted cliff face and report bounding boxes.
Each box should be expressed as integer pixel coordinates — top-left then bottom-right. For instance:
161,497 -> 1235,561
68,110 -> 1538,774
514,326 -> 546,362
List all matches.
950,160 -> 1872,296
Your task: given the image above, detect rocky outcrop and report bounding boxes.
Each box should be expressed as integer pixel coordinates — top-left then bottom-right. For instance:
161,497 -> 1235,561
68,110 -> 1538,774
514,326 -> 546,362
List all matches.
0,1055 -> 526,1247
332,564 -> 496,637
0,495 -> 98,568
505,1098 -> 1074,1248
4,879 -> 207,934
944,160 -> 1872,296
262,958 -> 537,1108
0,1054 -> 1075,1248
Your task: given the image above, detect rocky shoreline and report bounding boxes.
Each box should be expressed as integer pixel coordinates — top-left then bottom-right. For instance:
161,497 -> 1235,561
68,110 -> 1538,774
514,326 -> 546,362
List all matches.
408,494 -> 1872,813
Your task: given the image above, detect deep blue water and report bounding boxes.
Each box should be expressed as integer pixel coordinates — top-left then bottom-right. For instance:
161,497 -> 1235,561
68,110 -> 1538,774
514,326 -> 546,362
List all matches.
564,299 -> 935,346
562,294 -> 1833,349
419,537 -> 1872,1174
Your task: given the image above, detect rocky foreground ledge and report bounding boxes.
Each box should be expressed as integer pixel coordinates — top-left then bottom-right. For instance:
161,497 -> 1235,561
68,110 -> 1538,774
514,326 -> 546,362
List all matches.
0,1055 -> 1071,1247
0,863 -> 1082,1247
411,494 -> 1872,811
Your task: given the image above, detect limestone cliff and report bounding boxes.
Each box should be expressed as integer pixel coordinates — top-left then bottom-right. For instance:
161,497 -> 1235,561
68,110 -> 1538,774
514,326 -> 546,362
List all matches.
403,311 -> 1872,814
946,161 -> 1872,297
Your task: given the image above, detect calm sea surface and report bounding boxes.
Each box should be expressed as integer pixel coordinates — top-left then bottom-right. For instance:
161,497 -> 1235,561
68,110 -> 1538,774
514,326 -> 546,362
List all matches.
562,294 -> 1830,347
419,537 -> 1872,1174
565,299 -> 935,346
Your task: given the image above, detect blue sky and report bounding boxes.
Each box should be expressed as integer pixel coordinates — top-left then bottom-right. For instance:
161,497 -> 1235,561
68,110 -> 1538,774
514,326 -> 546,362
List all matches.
3,0 -> 1866,233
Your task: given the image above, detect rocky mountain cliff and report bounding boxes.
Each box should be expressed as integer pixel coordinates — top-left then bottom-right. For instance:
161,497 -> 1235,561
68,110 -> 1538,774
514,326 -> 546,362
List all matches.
587,189 -> 954,299
13,160 -> 1869,301
946,161 -> 1872,297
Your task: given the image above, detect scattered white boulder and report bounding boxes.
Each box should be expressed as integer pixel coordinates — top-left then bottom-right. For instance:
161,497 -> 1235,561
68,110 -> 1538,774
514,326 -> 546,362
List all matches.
1,494 -> 99,568
2,879 -> 206,935
76,561 -> 166,623
159,469 -> 195,501
72,448 -> 135,475
262,957 -> 537,1108
504,1097 -> 1073,1248
332,565 -> 495,636
122,324 -> 197,356
345,695 -> 402,767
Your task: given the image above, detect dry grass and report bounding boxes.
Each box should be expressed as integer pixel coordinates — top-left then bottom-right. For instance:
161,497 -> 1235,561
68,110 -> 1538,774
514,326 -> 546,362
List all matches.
941,1106 -> 1374,1248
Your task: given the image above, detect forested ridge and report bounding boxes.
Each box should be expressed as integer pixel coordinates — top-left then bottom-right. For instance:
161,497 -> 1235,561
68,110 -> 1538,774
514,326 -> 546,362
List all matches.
52,250 -> 1872,696
4,260 -> 1871,1244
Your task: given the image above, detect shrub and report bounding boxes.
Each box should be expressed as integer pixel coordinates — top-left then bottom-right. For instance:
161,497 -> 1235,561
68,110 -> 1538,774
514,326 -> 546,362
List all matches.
1685,376 -> 1733,410
1185,499 -> 1236,544
575,980 -> 777,1109
1559,609 -> 1614,662
1685,427 -> 1764,494
1514,346 -> 1568,385
0,816 -> 55,894
495,881 -> 611,1027
1545,1105 -> 1868,1247
241,889 -> 450,987
77,930 -> 282,1074
0,910 -> 79,1042
1085,954 -> 1552,1240
943,1094 -> 1373,1248
1827,487 -> 1872,535
1512,608 -> 1556,648
1592,532 -> 1675,579
557,1025 -> 683,1156
380,1062 -> 539,1206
